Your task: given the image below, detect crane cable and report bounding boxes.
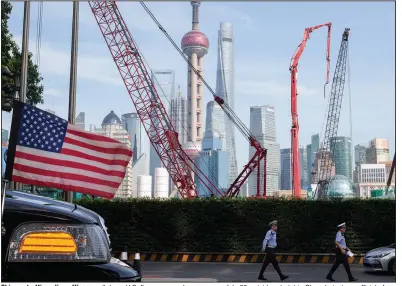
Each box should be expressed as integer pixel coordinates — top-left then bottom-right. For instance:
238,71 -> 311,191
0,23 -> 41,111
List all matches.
139,2 -> 254,142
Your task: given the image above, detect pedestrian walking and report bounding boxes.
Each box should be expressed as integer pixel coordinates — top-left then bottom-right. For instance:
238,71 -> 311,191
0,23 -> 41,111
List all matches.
326,222 -> 358,282
258,220 -> 289,281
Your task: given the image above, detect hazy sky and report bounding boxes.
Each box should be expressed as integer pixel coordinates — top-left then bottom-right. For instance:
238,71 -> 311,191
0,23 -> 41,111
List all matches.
1,1 -> 395,170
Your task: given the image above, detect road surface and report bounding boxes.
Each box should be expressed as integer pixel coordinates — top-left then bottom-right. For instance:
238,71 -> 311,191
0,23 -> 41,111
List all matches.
141,262 -> 395,283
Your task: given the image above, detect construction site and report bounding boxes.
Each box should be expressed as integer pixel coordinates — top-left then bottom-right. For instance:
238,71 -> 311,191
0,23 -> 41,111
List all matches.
1,1 -> 395,201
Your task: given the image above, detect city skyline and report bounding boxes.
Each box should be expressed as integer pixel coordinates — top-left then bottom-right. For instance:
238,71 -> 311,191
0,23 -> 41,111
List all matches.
0,1 -> 395,171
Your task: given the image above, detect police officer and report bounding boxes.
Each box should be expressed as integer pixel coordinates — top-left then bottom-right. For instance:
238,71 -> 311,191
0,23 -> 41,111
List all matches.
258,220 -> 289,281
326,222 -> 358,282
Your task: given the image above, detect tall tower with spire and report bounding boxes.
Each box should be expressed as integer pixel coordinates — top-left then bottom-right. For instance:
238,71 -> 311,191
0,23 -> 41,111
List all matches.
181,0 -> 209,158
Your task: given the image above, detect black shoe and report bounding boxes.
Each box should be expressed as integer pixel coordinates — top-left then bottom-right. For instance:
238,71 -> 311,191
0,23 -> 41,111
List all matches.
326,275 -> 335,282
280,275 -> 289,281
349,277 -> 358,282
258,275 -> 267,281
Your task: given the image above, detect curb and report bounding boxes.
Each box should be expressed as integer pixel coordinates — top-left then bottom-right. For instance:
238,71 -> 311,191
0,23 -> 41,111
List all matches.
120,252 -> 364,265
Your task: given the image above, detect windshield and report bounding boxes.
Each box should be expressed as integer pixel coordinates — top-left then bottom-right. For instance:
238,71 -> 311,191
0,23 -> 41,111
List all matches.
388,243 -> 395,248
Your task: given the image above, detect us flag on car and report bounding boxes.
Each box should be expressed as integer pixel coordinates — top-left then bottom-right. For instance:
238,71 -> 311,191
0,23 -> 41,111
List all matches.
5,101 -> 132,199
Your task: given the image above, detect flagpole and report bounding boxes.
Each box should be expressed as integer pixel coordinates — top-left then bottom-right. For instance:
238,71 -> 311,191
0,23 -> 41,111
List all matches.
14,1 -> 31,191
1,180 -> 8,218
65,1 -> 79,203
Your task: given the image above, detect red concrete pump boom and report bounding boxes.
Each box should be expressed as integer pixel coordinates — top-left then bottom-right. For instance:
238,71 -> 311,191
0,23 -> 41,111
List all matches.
289,22 -> 332,198
88,1 -> 224,198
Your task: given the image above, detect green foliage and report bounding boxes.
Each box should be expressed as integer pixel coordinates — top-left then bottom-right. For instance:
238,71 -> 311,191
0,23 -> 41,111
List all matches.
1,1 -> 44,110
77,197 -> 396,254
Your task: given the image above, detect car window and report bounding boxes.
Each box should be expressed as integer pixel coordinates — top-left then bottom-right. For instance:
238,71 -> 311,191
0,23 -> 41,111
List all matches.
388,243 -> 395,248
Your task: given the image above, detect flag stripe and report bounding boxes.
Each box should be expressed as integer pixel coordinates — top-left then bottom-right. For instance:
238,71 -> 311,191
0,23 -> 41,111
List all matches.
12,175 -> 115,199
12,169 -> 117,194
61,148 -> 130,167
66,132 -> 128,150
13,163 -> 122,188
63,137 -> 131,156
14,157 -> 124,183
16,146 -> 127,173
62,142 -> 131,161
68,124 -> 121,144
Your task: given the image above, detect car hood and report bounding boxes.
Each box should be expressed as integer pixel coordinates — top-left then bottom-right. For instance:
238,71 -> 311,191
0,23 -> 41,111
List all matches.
4,190 -> 98,224
365,246 -> 395,257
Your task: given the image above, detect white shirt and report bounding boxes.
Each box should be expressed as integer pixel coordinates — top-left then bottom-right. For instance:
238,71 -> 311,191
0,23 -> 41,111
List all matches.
335,231 -> 347,249
262,229 -> 277,250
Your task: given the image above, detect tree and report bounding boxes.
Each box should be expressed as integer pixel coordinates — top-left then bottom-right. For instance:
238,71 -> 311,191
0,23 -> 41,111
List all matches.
1,1 -> 44,112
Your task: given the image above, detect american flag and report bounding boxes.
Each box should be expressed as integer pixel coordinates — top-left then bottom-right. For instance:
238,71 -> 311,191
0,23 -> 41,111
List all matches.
5,101 -> 133,199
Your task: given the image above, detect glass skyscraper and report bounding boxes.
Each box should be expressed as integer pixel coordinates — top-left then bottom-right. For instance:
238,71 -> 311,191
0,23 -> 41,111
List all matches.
280,148 -> 292,190
171,86 -> 187,145
215,22 -> 238,184
248,105 -> 280,196
354,144 -> 367,183
311,134 -> 320,166
195,131 -> 229,197
150,69 -> 175,194
280,147 -> 308,190
204,101 -> 226,148
330,136 -> 353,180
306,144 -> 312,186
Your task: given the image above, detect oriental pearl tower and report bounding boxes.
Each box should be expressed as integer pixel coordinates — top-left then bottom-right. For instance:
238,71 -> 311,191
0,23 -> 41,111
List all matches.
181,0 -> 209,161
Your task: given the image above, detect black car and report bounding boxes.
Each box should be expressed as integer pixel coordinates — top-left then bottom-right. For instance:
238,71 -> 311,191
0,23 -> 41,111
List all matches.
1,190 -> 141,282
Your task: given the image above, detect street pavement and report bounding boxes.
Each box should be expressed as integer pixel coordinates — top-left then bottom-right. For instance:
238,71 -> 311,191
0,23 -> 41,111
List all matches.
141,261 -> 396,283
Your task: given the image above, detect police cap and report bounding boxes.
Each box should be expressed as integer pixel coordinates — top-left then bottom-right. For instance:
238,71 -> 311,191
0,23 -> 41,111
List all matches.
269,220 -> 278,227
337,222 -> 346,229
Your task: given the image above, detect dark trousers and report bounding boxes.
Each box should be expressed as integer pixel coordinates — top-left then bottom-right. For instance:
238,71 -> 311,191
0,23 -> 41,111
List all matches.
327,248 -> 353,279
259,247 -> 284,278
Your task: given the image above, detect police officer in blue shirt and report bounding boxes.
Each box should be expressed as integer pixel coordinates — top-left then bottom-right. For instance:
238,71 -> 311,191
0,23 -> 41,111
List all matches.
258,220 -> 289,281
326,222 -> 358,282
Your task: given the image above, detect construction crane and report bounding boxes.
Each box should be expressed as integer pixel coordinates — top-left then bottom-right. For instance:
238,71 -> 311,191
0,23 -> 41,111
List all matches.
88,1 -> 224,198
314,28 -> 350,200
384,153 -> 396,195
289,23 -> 332,198
139,2 -> 268,198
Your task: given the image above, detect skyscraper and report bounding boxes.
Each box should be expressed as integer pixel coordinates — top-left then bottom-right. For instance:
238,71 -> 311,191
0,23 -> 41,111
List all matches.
366,138 -> 390,164
330,136 -> 353,180
248,105 -> 280,196
121,112 -> 150,197
215,22 -> 238,184
181,0 -> 209,157
311,133 -> 320,166
299,146 -> 308,188
150,69 -> 175,194
171,85 -> 187,145
306,144 -> 312,186
204,100 -> 226,148
195,130 -> 229,196
280,148 -> 292,190
281,147 -> 307,190
75,112 -> 85,130
354,144 -> 367,183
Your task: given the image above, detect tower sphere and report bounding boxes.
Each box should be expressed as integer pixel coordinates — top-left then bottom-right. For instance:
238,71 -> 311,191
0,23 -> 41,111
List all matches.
191,0 -> 201,7
181,30 -> 209,57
